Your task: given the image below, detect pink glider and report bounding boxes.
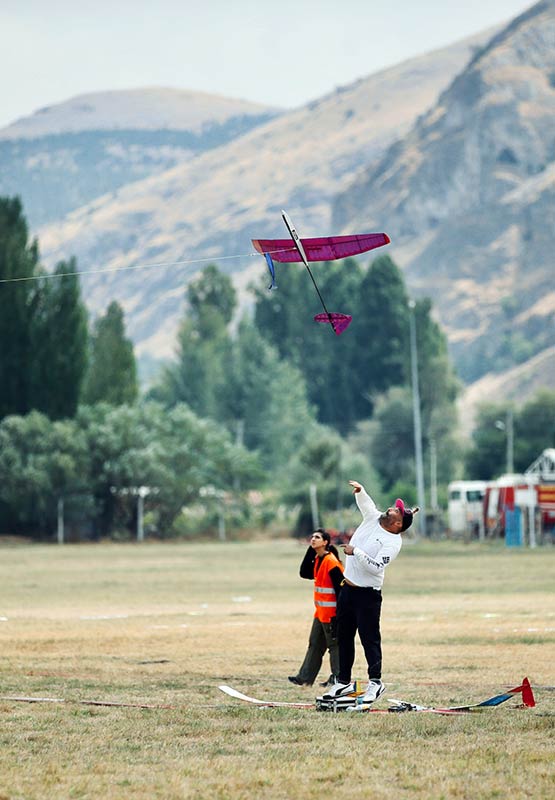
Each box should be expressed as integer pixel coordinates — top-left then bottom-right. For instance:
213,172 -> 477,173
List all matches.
252,232 -> 390,264
252,211 -> 390,335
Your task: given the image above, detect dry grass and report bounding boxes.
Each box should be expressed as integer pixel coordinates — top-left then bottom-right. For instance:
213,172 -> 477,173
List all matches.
0,538 -> 554,799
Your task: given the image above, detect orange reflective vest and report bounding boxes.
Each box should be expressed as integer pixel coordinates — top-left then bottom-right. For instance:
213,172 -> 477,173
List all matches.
313,552 -> 343,623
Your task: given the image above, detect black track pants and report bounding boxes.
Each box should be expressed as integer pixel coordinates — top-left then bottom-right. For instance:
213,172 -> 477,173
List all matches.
336,583 -> 383,682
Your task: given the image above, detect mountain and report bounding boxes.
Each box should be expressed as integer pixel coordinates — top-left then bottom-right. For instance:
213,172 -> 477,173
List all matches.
0,89 -> 278,227
459,344 -> 555,435
333,0 -> 555,384
35,30 -> 492,360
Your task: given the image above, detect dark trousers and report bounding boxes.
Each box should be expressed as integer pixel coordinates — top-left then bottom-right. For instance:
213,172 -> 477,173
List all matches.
337,583 -> 382,682
296,617 -> 339,684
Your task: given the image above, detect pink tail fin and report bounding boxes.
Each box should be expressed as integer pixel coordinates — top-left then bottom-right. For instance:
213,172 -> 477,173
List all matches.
507,677 -> 535,707
520,677 -> 535,707
314,313 -> 352,335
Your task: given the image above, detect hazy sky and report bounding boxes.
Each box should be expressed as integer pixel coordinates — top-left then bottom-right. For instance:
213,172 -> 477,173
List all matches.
1,0 -> 533,129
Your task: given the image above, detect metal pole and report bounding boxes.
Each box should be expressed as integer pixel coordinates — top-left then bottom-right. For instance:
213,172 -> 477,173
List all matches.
336,444 -> 344,531
430,437 -> 438,511
234,419 -> 244,491
507,408 -> 514,474
137,493 -> 144,542
309,483 -> 319,530
409,301 -> 426,536
218,495 -> 226,541
57,497 -> 64,545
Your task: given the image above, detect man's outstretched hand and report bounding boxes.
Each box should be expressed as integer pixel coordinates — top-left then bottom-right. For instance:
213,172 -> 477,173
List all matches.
348,480 -> 362,494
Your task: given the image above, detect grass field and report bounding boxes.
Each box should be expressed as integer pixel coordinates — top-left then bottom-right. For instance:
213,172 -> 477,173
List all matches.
1,538 -> 554,799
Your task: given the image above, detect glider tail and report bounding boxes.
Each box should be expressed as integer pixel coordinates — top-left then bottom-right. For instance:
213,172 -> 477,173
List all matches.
314,312 -> 352,335
472,677 -> 536,709
281,210 -> 339,334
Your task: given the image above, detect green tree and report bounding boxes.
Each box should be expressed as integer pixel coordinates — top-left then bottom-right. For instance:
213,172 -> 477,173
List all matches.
187,263 -> 237,332
351,255 -> 409,414
466,390 -> 555,479
465,403 -> 513,479
149,265 -> 234,419
253,257 -> 368,432
76,402 -> 260,537
82,301 -> 138,406
0,411 -> 89,535
367,386 -> 415,491
408,298 -> 459,430
221,319 -> 319,470
281,425 -> 343,535
408,297 -> 461,487
30,259 -> 89,419
0,196 -> 40,419
252,254 -> 424,434
514,390 -> 555,469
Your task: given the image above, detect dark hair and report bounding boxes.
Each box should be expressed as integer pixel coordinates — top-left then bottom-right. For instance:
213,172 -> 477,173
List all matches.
400,506 -> 420,531
314,528 -> 341,560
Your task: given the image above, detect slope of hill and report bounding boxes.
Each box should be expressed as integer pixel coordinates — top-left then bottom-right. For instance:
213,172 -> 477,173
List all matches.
333,0 -> 555,383
459,344 -> 555,435
0,89 -> 278,227
36,31 -> 493,359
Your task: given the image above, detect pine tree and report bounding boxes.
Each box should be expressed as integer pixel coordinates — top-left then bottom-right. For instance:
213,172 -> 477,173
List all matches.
30,259 -> 89,419
0,196 -> 40,419
350,255 -> 409,417
82,301 -> 138,406
148,264 -> 235,418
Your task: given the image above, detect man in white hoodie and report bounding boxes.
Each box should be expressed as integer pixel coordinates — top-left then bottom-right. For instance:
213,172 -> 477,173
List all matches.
322,479 -> 417,707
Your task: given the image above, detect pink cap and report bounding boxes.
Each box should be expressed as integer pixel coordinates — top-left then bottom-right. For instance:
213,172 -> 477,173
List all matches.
395,498 -> 406,514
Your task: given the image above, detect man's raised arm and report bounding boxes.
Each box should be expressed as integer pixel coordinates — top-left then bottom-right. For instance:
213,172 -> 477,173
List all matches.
348,480 -> 378,519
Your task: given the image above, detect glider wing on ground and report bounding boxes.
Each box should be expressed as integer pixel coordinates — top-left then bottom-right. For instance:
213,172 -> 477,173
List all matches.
388,677 -> 536,714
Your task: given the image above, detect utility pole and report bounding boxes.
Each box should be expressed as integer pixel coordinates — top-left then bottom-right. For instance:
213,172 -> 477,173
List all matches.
57,497 -> 64,545
136,487 -> 151,543
218,496 -> 226,542
110,485 -> 158,542
234,419 -> 244,491
409,300 -> 426,536
430,437 -> 438,511
309,483 -> 319,530
507,408 -> 514,474
495,408 -> 514,474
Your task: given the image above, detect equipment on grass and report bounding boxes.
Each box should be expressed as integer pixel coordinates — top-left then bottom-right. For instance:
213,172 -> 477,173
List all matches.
385,676 -> 536,715
219,677 -> 536,715
252,211 -> 390,335
218,685 -> 314,708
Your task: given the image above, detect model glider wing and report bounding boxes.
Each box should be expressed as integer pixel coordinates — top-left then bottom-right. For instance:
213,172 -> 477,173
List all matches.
252,211 -> 390,336
444,677 -> 536,711
252,233 -> 390,264
218,685 -> 313,709
388,677 -> 536,714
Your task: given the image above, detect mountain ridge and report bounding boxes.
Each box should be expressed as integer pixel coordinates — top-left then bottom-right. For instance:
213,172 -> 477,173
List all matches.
0,88 -> 279,227
332,0 -> 555,383
34,29 -> 494,361
0,87 -> 279,139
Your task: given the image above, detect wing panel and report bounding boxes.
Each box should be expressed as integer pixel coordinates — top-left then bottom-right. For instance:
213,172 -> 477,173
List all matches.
253,233 -> 390,263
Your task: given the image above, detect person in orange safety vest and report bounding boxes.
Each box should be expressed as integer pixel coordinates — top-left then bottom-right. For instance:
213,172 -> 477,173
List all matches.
288,529 -> 344,687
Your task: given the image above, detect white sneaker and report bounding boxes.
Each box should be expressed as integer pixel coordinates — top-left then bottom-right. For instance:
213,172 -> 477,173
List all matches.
322,681 -> 355,699
359,679 -> 385,704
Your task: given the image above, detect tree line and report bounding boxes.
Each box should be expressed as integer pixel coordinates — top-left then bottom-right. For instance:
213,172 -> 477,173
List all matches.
0,198 -> 138,420
1,195 -> 554,539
